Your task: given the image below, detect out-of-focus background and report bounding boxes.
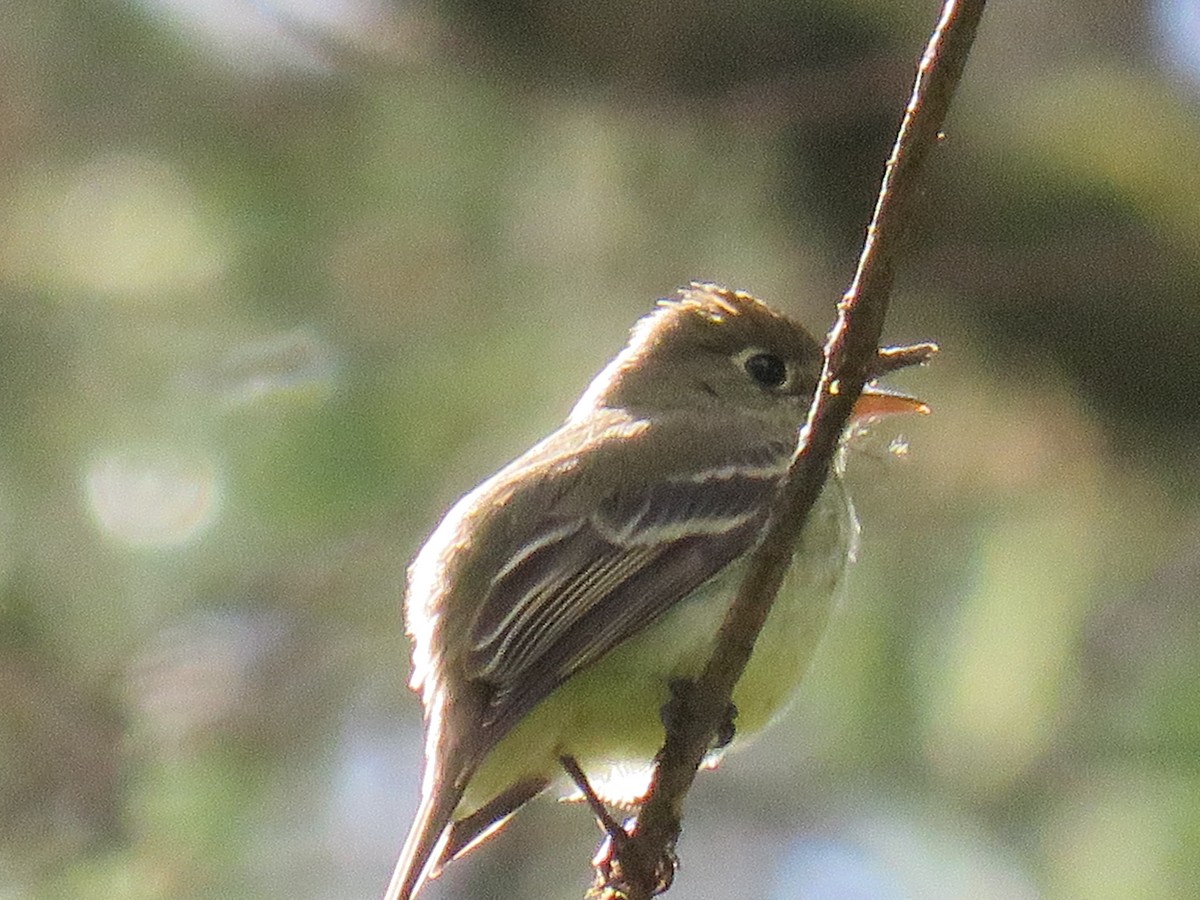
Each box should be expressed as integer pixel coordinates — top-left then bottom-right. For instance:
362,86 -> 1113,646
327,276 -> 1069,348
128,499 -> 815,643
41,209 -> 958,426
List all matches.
2,1 -> 1199,898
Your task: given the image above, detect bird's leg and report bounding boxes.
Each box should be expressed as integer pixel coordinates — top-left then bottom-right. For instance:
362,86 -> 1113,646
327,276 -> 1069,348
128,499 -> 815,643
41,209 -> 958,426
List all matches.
561,754 -> 676,899
560,754 -> 628,845
660,677 -> 738,750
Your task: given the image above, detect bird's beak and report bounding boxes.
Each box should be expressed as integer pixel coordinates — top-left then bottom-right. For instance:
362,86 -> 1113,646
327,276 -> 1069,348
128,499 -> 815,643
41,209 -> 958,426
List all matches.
851,384 -> 930,422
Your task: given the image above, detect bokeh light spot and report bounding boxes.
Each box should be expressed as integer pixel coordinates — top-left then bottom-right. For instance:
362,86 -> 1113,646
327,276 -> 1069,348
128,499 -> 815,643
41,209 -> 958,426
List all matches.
85,449 -> 221,548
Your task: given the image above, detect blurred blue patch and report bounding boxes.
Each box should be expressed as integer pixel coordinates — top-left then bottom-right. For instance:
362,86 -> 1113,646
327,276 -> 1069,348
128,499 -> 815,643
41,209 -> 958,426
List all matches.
771,835 -> 909,900
768,808 -> 1040,900
1153,0 -> 1200,94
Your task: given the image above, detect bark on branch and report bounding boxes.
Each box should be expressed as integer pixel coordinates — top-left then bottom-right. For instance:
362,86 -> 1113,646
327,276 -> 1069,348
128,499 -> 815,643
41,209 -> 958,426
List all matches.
594,2 -> 986,897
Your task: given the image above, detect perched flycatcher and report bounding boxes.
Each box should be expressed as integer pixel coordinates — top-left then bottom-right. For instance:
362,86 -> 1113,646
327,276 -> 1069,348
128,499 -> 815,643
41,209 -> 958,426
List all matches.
385,283 -> 925,900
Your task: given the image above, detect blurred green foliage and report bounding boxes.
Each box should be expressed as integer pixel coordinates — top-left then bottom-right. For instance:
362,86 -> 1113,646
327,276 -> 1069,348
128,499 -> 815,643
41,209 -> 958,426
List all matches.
1,1 -> 1199,898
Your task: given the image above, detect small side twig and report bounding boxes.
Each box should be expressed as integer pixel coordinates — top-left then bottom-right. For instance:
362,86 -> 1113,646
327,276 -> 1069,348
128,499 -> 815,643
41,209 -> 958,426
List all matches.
596,3 -> 986,898
870,342 -> 940,379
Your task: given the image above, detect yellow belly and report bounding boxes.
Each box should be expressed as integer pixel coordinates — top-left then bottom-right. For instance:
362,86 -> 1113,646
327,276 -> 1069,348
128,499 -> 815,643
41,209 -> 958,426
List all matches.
461,479 -> 854,811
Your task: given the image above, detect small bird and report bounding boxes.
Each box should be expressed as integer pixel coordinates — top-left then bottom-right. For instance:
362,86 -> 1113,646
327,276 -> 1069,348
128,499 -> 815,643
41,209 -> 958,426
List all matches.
385,283 -> 925,899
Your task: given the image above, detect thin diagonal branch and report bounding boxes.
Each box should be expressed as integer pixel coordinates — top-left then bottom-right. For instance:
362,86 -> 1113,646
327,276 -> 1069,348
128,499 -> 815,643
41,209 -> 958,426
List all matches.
597,2 -> 986,898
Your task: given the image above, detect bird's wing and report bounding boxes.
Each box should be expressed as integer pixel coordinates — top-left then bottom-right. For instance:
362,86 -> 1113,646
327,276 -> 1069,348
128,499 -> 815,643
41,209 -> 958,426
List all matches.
464,444 -> 789,739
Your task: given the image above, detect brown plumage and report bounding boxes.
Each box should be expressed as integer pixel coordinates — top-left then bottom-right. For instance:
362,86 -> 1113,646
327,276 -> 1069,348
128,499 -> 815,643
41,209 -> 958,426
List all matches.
386,284 -> 850,900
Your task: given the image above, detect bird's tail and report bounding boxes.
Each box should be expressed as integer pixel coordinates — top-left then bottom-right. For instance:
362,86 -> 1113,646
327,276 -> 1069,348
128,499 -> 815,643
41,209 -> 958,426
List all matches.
383,774 -> 467,900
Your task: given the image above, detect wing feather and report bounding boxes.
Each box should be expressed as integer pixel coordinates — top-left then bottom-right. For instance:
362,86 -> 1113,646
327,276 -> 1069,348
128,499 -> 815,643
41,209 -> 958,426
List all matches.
465,449 -> 790,738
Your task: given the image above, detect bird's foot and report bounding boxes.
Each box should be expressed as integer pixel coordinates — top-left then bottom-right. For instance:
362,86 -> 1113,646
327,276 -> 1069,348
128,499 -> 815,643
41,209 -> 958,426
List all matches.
561,755 -> 676,898
589,828 -> 677,899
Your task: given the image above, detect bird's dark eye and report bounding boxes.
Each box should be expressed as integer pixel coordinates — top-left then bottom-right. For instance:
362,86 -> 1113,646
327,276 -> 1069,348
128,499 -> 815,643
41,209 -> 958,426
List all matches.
743,353 -> 788,388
